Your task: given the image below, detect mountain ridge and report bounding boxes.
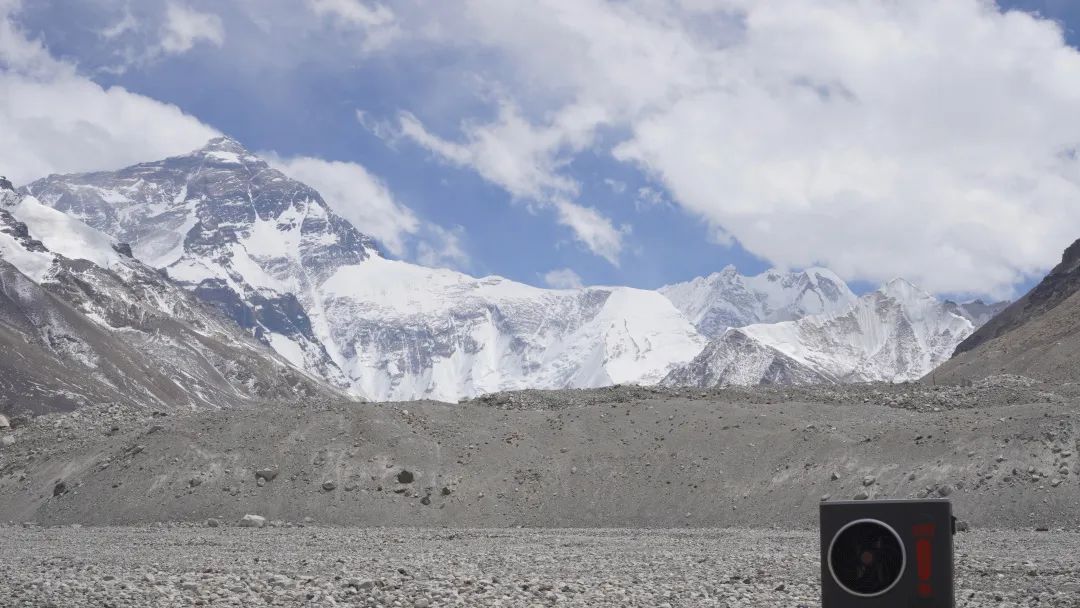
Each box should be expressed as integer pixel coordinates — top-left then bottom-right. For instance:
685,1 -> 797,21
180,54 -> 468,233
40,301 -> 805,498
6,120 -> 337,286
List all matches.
0,179 -> 340,415
663,277 -> 988,388
24,139 -> 706,402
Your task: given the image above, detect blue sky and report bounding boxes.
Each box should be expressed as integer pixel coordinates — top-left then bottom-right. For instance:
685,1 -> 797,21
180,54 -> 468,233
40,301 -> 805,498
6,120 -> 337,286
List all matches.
4,0 -> 1080,299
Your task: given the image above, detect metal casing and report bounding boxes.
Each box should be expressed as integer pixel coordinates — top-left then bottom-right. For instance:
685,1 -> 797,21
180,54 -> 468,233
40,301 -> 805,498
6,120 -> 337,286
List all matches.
820,499 -> 954,607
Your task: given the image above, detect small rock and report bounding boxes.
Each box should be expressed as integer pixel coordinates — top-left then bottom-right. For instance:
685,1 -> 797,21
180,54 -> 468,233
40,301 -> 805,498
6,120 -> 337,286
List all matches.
396,470 -> 415,484
52,481 -> 67,497
862,475 -> 876,486
205,518 -> 220,528
0,414 -> 9,429
955,519 -> 970,532
854,491 -> 869,500
830,472 -> 840,481
189,477 -> 202,488
255,468 -> 279,482
0,435 -> 14,448
441,486 -> 452,496
322,481 -> 337,491
937,484 -> 953,497
239,514 -> 266,528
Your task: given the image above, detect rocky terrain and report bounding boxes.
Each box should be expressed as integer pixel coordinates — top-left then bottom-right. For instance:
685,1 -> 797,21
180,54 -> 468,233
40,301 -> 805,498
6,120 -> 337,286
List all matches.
934,238 -> 1080,385
0,380 -> 1076,530
0,526 -> 1075,607
664,279 -> 997,389
0,181 -> 339,416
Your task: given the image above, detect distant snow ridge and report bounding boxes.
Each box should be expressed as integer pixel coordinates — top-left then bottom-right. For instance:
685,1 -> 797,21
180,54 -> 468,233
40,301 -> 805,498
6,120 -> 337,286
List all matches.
659,266 -> 858,338
663,278 -> 984,388
0,178 -> 334,413
26,138 -> 704,402
24,139 -> 1002,400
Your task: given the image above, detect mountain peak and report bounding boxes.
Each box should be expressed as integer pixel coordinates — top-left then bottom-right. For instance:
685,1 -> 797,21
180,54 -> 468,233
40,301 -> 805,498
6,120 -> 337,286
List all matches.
201,135 -> 247,153
878,277 -> 931,302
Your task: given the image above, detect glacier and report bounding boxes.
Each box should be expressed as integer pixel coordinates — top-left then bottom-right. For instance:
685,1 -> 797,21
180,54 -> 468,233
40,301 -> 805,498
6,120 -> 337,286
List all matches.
25,138 -> 704,402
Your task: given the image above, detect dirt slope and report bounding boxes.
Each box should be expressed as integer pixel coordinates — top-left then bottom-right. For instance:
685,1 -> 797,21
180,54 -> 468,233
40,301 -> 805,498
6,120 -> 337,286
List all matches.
935,238 -> 1080,384
1,385 -> 1077,530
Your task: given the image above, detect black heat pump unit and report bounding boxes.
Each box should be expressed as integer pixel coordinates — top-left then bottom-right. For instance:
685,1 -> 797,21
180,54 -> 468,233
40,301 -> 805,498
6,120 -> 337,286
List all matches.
820,499 -> 954,607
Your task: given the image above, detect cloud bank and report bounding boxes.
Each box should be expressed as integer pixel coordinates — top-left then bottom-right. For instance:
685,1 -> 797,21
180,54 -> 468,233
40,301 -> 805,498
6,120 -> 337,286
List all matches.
382,0 -> 1080,297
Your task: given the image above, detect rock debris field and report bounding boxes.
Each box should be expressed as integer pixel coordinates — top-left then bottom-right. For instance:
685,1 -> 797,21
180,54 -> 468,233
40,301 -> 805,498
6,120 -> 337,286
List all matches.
2,379 -> 1080,605
1,525 -> 1078,607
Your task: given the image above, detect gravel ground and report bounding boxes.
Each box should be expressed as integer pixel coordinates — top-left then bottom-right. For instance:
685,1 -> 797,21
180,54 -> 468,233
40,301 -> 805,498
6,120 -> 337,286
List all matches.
3,383 -> 1078,529
0,526 -> 1077,607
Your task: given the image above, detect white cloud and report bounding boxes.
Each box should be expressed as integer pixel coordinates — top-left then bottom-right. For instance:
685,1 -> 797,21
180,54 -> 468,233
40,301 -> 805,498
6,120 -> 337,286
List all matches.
415,224 -> 469,270
603,178 -> 626,194
635,186 -> 671,211
382,0 -> 1080,297
160,2 -> 224,55
307,0 -> 393,28
552,199 -> 626,266
306,0 -> 397,50
267,154 -> 469,268
0,4 -> 450,272
266,155 -> 419,257
397,103 -> 625,264
100,8 -> 137,40
542,267 -> 584,290
0,3 -> 220,185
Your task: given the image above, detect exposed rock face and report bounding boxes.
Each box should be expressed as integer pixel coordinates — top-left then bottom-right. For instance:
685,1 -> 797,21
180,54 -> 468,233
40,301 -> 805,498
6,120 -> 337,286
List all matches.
953,239 -> 1080,357
26,138 -> 704,402
0,185 -> 337,415
933,238 -> 1080,384
664,279 -> 981,388
25,137 -> 358,391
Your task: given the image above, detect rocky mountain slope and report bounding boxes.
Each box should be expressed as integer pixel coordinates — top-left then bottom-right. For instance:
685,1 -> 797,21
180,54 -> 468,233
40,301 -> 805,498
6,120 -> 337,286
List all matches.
25,139 -> 704,402
0,382 -> 1076,530
0,180 -> 335,416
659,266 -> 858,338
663,279 -> 985,387
932,238 -> 1080,384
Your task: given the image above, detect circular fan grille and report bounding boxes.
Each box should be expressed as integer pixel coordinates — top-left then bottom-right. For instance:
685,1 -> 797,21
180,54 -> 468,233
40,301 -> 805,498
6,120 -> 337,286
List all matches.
828,519 -> 906,597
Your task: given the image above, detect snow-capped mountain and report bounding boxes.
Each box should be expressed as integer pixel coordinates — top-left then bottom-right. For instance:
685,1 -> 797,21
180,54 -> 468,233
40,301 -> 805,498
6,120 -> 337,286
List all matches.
659,266 -> 858,338
26,139 -> 704,402
0,179 -> 336,414
663,278 -> 983,388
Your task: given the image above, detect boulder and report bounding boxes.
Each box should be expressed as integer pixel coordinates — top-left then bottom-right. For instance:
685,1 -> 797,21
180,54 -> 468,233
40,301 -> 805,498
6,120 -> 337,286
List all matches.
238,514 -> 266,528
